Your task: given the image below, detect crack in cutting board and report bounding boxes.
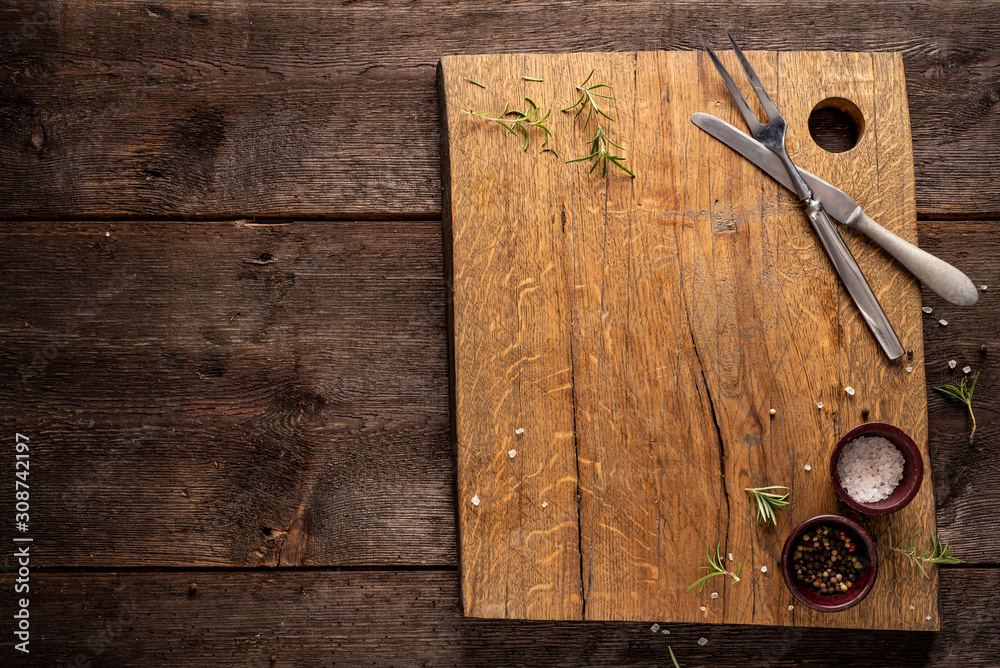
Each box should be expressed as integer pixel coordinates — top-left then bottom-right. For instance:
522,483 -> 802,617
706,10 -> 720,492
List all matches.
439,50 -> 936,630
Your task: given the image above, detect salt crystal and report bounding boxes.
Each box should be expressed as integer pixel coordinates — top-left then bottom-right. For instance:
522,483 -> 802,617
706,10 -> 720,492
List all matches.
515,427 -> 524,435
845,386 -> 855,396
948,360 -> 957,369
981,285 -> 988,291
906,366 -> 913,373
650,623 -> 660,633
787,604 -> 794,611
964,366 -> 972,374
661,629 -> 670,635
710,592 -> 718,599
508,449 -> 517,458
837,435 -> 905,503
697,637 -> 708,646
922,306 -> 932,314
728,553 -> 733,562
817,401 -> 824,409
939,319 -> 948,326
541,501 -> 548,508
105,231 -> 110,237
925,615 -> 932,621
804,464 -> 812,471
909,605 -> 915,610
700,606 -> 706,611
471,495 -> 480,506
761,565 -> 767,573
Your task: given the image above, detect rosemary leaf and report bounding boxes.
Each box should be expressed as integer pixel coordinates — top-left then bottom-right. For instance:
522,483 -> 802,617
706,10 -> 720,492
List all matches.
933,370 -> 980,445
687,543 -> 741,592
891,532 -> 965,579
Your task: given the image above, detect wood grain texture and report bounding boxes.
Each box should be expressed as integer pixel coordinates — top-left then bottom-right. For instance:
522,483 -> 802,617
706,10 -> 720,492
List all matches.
1,1 -> 1000,218
0,569 -> 996,667
0,219 -> 994,573
0,220 -> 455,567
442,51 -> 938,628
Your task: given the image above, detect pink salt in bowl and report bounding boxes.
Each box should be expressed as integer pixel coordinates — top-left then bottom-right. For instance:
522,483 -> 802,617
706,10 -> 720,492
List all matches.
830,422 -> 924,516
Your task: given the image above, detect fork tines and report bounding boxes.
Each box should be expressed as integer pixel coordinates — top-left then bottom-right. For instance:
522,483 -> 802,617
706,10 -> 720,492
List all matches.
700,26 -> 783,137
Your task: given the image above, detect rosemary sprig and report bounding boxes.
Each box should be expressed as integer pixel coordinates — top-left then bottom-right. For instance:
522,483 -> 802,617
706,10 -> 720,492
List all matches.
523,75 -> 544,82
562,69 -> 616,127
668,646 -> 681,668
686,543 -> 741,592
744,485 -> 790,526
462,98 -> 553,152
933,370 -> 980,445
891,531 -> 964,579
565,125 -> 634,177
464,77 -> 486,89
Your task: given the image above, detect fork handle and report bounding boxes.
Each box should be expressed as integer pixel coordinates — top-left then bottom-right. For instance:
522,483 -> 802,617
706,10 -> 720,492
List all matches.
806,200 -> 907,360
846,211 -> 979,307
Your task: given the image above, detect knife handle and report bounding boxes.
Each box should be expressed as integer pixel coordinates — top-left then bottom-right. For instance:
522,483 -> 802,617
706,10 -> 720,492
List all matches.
847,212 -> 979,307
806,201 -> 906,360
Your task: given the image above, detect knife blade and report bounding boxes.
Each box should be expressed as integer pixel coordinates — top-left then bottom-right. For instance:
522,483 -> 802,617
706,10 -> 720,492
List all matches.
691,112 -> 979,307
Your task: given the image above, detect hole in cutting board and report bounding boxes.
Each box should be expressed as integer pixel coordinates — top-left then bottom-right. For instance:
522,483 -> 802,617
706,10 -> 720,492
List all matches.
808,98 -> 864,153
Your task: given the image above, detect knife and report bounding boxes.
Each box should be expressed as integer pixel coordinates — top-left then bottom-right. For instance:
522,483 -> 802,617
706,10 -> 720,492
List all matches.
691,112 -> 979,307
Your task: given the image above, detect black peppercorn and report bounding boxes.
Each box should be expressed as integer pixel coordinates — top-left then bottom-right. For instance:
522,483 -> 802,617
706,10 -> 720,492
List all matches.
789,524 -> 866,596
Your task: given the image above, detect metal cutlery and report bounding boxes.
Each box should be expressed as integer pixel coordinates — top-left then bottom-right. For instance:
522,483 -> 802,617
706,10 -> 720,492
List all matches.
691,112 -> 980,307
701,27 -> 906,360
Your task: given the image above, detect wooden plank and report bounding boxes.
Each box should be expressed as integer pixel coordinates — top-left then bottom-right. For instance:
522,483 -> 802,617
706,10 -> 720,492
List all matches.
441,54 -> 584,620
442,50 -> 939,628
0,220 -> 456,567
0,568 -> 996,667
2,1 -> 1000,218
0,218 -> 995,573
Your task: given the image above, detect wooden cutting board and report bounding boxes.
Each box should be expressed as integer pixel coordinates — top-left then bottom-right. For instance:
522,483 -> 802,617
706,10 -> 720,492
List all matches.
439,50 -> 937,630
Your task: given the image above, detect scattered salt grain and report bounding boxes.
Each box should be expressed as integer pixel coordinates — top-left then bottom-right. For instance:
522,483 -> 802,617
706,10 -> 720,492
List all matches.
541,501 -> 548,508
981,285 -> 988,292
761,565 -> 767,573
710,592 -> 718,599
105,231 -> 110,237
769,408 -> 776,416
661,629 -> 670,635
817,401 -> 824,409
926,615 -> 932,621
845,386 -> 855,396
700,606 -> 706,611
909,605 -> 915,610
508,449 -> 517,458
804,464 -> 812,471
939,319 -> 948,326
515,427 -> 524,435
906,366 -> 913,373
837,435 -> 905,503
697,637 -> 708,646
922,306 -> 932,314
787,604 -> 794,611
728,553 -> 733,562
471,495 -> 481,506
650,623 -> 660,633
948,360 -> 957,369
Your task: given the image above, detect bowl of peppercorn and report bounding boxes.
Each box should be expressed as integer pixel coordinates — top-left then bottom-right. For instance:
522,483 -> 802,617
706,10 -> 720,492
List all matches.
781,514 -> 878,613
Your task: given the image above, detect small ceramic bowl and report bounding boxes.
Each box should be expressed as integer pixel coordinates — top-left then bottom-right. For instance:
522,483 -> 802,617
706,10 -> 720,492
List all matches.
830,422 -> 924,515
781,514 -> 877,613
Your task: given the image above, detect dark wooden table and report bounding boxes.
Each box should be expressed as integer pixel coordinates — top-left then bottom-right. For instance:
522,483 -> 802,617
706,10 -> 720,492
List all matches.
2,2 -> 998,665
